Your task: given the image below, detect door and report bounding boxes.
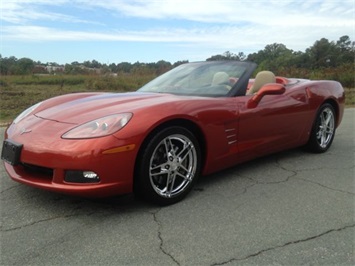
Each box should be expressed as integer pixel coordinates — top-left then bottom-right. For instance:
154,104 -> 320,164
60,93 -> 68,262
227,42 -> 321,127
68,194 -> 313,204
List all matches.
236,89 -> 310,161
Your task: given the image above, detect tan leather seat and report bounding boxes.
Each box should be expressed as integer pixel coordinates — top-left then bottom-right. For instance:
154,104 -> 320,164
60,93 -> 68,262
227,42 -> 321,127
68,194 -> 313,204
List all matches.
247,71 -> 276,95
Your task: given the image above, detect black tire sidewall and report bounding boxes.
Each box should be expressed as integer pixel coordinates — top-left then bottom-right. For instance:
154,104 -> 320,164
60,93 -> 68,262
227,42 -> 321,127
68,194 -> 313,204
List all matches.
135,126 -> 201,205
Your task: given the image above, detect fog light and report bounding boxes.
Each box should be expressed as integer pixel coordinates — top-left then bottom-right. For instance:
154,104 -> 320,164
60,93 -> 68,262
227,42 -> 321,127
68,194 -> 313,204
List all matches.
83,171 -> 98,179
65,170 -> 100,183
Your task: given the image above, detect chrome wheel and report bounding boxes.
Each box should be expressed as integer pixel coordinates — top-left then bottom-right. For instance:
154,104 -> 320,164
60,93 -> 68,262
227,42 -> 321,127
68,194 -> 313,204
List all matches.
306,103 -> 336,153
316,107 -> 335,148
149,134 -> 197,198
135,126 -> 201,205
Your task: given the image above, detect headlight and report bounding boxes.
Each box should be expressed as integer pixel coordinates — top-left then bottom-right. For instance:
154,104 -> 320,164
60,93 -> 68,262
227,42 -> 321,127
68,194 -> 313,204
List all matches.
13,102 -> 42,124
62,113 -> 133,139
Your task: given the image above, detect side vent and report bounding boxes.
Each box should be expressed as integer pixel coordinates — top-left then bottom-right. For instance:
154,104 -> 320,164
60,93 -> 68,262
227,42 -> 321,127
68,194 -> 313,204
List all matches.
225,128 -> 237,145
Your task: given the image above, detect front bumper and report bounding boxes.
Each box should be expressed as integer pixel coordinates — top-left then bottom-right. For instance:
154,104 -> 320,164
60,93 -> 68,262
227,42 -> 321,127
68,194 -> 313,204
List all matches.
3,117 -> 139,197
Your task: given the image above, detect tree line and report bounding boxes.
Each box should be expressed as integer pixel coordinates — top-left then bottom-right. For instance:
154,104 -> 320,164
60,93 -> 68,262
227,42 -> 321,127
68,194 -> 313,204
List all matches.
206,35 -> 354,87
0,56 -> 187,77
0,35 -> 353,87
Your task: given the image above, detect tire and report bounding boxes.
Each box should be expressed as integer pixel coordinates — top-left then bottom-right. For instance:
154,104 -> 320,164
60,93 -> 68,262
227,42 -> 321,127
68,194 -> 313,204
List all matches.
306,103 -> 336,153
134,126 -> 201,205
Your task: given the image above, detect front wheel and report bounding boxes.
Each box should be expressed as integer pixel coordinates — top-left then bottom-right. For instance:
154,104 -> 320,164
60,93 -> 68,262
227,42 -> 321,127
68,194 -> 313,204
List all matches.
135,126 -> 201,205
306,103 -> 336,153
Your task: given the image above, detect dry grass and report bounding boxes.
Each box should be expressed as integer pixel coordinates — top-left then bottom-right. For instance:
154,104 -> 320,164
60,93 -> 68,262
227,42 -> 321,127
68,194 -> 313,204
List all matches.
0,74 -> 154,123
345,87 -> 355,107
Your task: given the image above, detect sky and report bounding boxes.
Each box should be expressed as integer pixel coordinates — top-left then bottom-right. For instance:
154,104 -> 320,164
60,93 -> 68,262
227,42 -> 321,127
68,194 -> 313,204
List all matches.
0,0 -> 354,65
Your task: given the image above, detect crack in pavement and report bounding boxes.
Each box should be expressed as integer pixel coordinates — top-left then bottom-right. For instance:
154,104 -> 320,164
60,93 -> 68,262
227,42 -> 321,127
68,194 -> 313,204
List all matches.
150,209 -> 180,266
238,159 -> 297,192
0,183 -> 21,194
286,165 -> 355,172
7,213 -> 103,266
211,223 -> 355,266
1,212 -> 95,232
275,157 -> 355,196
295,176 -> 355,196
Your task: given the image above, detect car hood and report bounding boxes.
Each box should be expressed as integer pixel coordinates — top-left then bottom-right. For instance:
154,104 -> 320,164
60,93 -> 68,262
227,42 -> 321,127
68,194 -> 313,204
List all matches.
35,92 -> 176,124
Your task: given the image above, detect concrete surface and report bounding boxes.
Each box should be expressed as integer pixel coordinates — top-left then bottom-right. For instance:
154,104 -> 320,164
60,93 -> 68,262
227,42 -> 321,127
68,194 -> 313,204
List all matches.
1,109 -> 354,266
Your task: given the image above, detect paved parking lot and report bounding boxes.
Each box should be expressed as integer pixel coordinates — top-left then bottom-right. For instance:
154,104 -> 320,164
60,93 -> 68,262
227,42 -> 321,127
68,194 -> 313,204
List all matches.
1,109 -> 354,265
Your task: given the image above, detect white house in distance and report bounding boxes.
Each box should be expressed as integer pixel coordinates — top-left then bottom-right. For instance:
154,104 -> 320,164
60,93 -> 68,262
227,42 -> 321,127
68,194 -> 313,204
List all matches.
45,65 -> 64,73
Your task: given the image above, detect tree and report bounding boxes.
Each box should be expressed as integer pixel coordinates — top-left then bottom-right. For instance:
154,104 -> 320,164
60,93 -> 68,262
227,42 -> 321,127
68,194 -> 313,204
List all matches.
306,38 -> 338,68
247,43 -> 296,72
11,58 -> 35,75
117,62 -> 132,73
335,35 -> 354,64
109,63 -> 118,73
173,60 -> 189,67
155,60 -> 172,75
0,56 -> 17,75
206,51 -> 245,61
336,35 -> 352,51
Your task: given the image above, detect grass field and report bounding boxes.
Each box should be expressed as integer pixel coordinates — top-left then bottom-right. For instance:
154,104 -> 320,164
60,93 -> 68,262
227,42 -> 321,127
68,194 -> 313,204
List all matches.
0,74 -> 155,123
0,74 -> 354,124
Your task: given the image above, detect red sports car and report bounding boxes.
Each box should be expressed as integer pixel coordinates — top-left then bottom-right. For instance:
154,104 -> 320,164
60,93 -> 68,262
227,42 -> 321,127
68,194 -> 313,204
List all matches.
1,61 -> 345,205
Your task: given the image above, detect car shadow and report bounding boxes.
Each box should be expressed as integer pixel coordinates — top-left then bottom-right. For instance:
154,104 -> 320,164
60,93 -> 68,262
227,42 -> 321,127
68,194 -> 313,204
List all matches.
193,147 -> 306,191
4,147 -> 310,215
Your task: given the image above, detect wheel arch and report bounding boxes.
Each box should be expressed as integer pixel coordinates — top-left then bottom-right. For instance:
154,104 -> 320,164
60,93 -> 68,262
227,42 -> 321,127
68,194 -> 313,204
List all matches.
133,118 -> 207,188
322,98 -> 339,126
306,83 -> 343,128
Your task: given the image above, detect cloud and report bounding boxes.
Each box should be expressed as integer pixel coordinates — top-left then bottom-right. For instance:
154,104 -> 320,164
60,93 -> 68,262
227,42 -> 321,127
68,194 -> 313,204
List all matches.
1,25 -> 227,42
0,0 -> 93,24
74,0 -> 354,26
2,0 -> 353,26
1,0 -> 354,56
1,21 -> 350,53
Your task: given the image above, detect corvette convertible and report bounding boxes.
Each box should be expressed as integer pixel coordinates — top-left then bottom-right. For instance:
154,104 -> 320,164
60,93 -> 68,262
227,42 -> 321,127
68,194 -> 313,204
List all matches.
1,61 -> 345,205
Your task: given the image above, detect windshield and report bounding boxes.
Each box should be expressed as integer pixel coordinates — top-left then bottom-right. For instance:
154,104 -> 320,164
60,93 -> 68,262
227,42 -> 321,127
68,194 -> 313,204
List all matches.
138,61 -> 254,97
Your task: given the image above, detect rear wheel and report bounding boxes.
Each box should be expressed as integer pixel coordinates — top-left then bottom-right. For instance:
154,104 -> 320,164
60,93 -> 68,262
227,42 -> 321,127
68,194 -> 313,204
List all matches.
135,126 -> 201,205
306,103 -> 336,153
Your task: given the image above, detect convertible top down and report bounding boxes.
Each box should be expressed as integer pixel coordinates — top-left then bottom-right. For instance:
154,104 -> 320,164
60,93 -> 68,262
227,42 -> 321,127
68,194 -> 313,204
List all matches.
1,61 -> 345,205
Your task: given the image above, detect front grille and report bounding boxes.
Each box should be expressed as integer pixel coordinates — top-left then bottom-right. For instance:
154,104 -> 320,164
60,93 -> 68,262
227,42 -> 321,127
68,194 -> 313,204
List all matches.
21,163 -> 54,178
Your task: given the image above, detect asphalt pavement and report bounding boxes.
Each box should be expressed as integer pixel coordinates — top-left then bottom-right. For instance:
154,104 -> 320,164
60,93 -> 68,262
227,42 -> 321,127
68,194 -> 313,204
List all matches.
1,109 -> 354,266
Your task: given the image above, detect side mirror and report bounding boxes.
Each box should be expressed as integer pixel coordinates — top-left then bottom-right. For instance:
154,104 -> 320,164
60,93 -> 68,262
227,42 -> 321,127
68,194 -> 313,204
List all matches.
247,84 -> 286,108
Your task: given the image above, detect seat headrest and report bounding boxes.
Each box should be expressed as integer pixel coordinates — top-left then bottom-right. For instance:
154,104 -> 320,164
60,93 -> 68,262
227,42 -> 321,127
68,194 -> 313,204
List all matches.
248,71 -> 276,94
212,72 -> 229,86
